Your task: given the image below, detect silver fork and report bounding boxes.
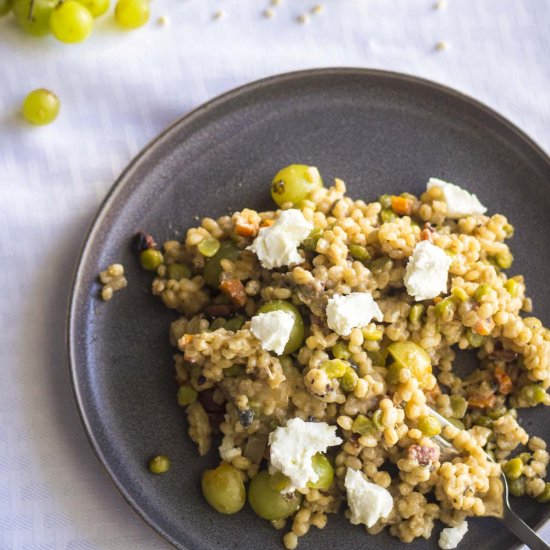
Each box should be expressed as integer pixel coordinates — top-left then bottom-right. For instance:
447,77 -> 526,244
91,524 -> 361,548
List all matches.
427,407 -> 550,550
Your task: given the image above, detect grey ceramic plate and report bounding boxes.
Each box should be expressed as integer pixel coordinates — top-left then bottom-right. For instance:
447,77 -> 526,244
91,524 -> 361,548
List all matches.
68,68 -> 550,550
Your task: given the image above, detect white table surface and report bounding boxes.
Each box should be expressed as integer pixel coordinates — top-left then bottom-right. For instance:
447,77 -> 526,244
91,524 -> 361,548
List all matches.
1,0 -> 550,548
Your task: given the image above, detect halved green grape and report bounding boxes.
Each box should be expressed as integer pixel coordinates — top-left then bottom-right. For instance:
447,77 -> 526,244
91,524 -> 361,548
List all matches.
248,471 -> 301,520
75,0 -> 108,17
387,341 -> 432,389
331,341 -> 351,360
22,89 -> 60,125
270,164 -> 323,208
202,463 -> 246,514
257,300 -> 304,354
13,0 -> 56,35
339,367 -> 358,393
203,241 -> 240,288
1,0 -> 13,16
352,414 -> 377,436
49,0 -> 93,43
177,385 -> 197,406
197,237 -> 221,258
114,0 -> 149,29
319,359 -> 348,378
307,453 -> 334,490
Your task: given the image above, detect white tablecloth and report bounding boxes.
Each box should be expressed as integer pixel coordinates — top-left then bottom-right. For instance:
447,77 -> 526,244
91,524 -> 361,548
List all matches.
1,0 -> 550,548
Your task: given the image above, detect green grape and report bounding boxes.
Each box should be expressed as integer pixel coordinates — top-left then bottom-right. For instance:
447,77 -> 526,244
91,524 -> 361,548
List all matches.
271,164 -> 323,208
75,0 -> 108,17
1,0 -> 13,17
12,0 -> 57,36
22,89 -> 60,125
114,0 -> 149,29
49,0 -> 93,43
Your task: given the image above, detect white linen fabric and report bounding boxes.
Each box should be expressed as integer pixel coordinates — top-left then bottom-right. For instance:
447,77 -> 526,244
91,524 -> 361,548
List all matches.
1,0 -> 549,547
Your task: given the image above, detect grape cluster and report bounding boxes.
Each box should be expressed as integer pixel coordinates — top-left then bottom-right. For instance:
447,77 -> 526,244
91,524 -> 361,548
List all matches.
3,0 -> 152,124
2,0 -> 150,43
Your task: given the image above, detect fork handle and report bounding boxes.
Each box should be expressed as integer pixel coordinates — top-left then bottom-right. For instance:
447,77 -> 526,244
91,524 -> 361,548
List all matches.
503,506 -> 550,550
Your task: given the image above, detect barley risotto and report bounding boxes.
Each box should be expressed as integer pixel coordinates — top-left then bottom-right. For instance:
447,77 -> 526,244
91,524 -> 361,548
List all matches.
135,165 -> 550,549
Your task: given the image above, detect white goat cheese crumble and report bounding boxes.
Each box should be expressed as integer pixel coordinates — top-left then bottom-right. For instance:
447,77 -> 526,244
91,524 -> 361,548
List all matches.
404,240 -> 452,301
438,521 -> 468,549
326,293 -> 383,336
269,418 -> 342,492
427,177 -> 487,218
247,209 -> 313,269
344,468 -> 393,528
250,310 -> 294,355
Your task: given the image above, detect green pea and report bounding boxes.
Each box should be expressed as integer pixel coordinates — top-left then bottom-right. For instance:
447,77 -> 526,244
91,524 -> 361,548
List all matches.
369,256 -> 392,274
487,405 -> 507,420
450,395 -> 468,419
248,471 -> 302,520
474,416 -> 493,428
203,241 -> 240,288
139,249 -> 163,271
503,457 -> 523,481
148,455 -> 171,474
504,279 -> 519,297
495,251 -> 513,270
434,296 -> 454,318
349,244 -> 370,262
380,209 -> 397,223
451,287 -> 469,302
202,463 -> 246,514
537,482 -> 550,503
271,165 -> 324,208
224,364 -> 244,377
408,303 -> 425,323
378,194 -> 392,209
508,476 -> 526,497
177,385 -> 198,406
332,341 -> 351,360
166,262 -> 191,281
302,228 -> 323,252
474,283 -> 492,302
320,359 -> 348,378
417,415 -> 441,437
466,329 -> 486,348
198,237 -> 221,258
340,367 -> 358,393
257,300 -> 304,354
225,316 -> 245,331
210,318 -> 227,331
307,453 -> 334,490
352,414 -> 377,436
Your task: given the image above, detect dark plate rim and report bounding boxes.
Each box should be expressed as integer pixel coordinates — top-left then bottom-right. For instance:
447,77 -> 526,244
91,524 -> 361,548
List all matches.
66,67 -> 550,550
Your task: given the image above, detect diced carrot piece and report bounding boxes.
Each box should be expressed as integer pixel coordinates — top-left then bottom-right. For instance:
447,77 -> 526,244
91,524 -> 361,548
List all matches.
494,366 -> 513,395
235,222 -> 258,237
420,228 -> 433,243
260,219 -> 275,228
433,296 -> 443,304
472,317 -> 495,336
468,393 -> 497,408
219,279 -> 247,307
391,195 -> 413,216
